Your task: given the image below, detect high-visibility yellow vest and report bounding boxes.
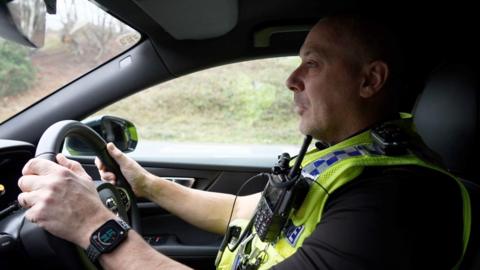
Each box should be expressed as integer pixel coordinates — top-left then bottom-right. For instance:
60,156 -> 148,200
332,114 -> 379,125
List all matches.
217,123 -> 471,270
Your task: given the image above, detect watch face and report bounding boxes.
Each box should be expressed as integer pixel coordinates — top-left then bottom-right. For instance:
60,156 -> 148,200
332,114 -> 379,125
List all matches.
99,227 -> 119,245
92,220 -> 127,252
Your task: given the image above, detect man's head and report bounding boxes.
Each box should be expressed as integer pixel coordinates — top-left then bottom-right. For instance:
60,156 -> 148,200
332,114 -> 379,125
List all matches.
286,14 -> 400,144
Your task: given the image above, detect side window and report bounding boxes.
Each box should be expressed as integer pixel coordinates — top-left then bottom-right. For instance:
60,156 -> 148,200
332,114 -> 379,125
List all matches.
84,57 -> 302,165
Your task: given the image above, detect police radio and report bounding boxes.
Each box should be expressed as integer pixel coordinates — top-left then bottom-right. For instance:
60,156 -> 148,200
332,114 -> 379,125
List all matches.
253,135 -> 312,242
214,136 -> 314,267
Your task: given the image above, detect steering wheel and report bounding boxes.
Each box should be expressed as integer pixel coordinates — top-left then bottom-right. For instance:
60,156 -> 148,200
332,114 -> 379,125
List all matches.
6,120 -> 141,269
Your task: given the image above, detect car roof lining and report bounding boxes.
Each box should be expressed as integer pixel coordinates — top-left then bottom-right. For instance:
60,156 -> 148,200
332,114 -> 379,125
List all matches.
132,0 -> 239,40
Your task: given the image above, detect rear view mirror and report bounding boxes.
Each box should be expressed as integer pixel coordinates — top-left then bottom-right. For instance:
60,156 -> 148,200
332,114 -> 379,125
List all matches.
64,116 -> 138,156
0,0 -> 48,48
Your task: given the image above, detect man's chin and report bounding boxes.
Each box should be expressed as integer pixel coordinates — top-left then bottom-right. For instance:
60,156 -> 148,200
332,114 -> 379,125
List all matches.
298,122 -> 324,141
298,122 -> 313,137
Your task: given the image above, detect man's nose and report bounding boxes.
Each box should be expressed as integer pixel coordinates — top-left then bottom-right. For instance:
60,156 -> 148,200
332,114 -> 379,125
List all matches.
286,67 -> 304,92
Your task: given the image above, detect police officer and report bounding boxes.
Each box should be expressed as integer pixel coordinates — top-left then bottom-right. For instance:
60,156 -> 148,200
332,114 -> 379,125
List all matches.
17,14 -> 469,270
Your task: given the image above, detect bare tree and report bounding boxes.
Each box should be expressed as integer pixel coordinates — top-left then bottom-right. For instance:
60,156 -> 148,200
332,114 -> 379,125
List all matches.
57,0 -> 137,62
58,0 -> 84,56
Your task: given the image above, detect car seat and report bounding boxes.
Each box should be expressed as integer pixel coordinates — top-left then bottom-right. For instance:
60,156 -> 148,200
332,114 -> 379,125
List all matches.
413,60 -> 480,270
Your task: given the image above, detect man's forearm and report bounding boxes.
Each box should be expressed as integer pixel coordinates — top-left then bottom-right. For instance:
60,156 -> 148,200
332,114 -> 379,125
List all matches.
142,175 -> 236,234
142,175 -> 260,235
99,230 -> 191,270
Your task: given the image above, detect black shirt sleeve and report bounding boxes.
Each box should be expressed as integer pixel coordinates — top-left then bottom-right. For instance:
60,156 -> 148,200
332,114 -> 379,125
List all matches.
271,166 -> 463,270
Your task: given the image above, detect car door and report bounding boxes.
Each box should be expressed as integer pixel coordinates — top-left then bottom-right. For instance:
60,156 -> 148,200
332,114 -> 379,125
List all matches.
67,57 -> 303,269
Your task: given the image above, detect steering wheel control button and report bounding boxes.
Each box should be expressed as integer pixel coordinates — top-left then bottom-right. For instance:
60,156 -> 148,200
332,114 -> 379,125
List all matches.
86,219 -> 130,263
116,187 -> 131,211
105,197 -> 118,213
0,234 -> 16,254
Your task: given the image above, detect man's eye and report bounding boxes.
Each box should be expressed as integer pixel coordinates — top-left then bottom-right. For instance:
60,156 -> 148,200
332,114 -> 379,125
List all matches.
305,61 -> 317,67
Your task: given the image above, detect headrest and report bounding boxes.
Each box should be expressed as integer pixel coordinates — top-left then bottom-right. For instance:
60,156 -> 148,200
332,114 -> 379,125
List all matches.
413,61 -> 479,180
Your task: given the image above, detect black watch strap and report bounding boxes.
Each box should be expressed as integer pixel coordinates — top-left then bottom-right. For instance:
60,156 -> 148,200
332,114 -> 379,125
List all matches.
86,244 -> 101,262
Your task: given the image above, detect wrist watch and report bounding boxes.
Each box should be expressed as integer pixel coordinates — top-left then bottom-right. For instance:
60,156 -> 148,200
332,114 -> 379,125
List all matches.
86,219 -> 131,263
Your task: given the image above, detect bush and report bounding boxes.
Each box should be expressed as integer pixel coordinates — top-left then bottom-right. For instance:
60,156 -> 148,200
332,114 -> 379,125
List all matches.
0,40 -> 35,97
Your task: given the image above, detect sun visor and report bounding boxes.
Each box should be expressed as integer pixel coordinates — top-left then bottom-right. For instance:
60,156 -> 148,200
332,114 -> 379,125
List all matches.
133,0 -> 238,40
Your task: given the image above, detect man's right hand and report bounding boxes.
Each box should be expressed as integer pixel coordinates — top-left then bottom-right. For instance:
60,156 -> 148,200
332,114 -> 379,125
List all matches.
95,143 -> 151,198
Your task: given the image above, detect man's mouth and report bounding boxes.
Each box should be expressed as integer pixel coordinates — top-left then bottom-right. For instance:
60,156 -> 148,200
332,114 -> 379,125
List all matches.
293,94 -> 308,116
295,105 -> 307,115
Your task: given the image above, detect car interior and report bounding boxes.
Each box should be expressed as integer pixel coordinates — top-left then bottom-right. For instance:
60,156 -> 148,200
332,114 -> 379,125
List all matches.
0,0 -> 479,269
413,61 -> 480,270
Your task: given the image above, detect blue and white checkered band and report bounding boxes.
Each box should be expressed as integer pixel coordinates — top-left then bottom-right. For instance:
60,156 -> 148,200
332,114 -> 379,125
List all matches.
285,223 -> 305,246
301,144 -> 382,179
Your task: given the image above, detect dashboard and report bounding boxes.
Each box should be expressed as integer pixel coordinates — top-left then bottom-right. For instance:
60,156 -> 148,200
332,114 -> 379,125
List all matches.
0,140 -> 34,210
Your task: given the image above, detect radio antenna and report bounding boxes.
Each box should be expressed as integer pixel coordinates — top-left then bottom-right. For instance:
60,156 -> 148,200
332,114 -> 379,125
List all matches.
288,135 -> 312,179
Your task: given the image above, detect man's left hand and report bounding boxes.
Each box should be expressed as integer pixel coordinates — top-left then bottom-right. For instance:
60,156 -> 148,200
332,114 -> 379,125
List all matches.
17,154 -> 115,249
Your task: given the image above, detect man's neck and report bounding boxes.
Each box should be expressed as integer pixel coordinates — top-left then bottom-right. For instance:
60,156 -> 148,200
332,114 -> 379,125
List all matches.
316,113 -> 399,149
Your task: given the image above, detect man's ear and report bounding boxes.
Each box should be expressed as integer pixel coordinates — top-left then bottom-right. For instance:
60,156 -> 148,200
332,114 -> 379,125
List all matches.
359,60 -> 389,98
